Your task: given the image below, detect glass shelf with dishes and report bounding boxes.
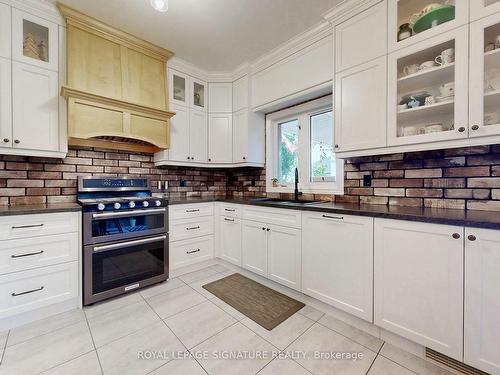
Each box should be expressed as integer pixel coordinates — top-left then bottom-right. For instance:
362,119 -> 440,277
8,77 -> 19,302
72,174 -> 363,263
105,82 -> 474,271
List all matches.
482,23 -> 500,129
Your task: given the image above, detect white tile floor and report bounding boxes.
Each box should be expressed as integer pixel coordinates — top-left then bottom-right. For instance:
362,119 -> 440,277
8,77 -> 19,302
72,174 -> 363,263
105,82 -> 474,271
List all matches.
0,263 -> 457,375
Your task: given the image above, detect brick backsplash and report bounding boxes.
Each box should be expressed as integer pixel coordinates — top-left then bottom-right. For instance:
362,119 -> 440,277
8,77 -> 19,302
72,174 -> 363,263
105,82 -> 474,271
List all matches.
1,144 -> 500,211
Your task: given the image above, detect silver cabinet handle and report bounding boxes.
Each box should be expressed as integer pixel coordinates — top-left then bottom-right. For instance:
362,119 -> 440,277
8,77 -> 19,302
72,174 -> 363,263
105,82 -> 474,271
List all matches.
92,208 -> 165,219
11,224 -> 44,229
93,235 -> 167,252
12,286 -> 44,297
186,249 -> 201,254
185,209 -> 200,213
224,218 -> 235,222
224,208 -> 236,212
322,214 -> 344,220
186,226 -> 200,230
11,250 -> 44,258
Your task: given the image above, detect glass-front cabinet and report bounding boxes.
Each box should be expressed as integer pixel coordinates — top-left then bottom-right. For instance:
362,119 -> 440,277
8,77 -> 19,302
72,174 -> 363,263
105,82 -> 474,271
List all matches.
388,0 -> 468,52
190,77 -> 207,111
469,12 -> 500,137
168,68 -> 188,107
471,0 -> 500,21
387,26 -> 468,146
11,9 -> 58,71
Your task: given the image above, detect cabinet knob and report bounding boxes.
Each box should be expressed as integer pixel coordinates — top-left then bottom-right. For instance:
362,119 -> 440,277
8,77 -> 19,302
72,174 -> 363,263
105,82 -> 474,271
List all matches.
334,144 -> 339,148
266,228 -> 270,232
208,158 -> 211,162
191,157 -> 194,160
457,127 -> 466,133
14,139 -> 20,144
3,138 -> 9,143
187,156 -> 190,160
243,156 -> 246,160
262,227 -> 265,231
471,125 -> 480,131
468,234 -> 476,241
452,233 -> 460,239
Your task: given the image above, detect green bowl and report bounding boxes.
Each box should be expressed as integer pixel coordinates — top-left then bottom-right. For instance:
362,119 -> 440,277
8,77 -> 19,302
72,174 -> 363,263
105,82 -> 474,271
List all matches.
412,5 -> 455,34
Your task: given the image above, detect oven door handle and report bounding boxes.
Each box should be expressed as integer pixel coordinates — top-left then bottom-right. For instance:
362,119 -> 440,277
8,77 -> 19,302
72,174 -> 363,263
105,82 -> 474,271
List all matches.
92,208 -> 166,219
93,235 -> 167,253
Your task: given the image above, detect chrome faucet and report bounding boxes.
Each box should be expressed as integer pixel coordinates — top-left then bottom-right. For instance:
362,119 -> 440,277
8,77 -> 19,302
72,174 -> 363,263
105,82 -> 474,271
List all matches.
294,168 -> 302,201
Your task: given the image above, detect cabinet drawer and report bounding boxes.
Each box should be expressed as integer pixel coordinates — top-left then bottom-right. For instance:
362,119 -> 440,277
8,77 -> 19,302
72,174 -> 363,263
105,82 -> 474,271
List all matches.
169,203 -> 214,220
169,216 -> 214,241
0,233 -> 79,275
0,212 -> 80,241
242,206 -> 301,229
219,203 -> 241,218
170,235 -> 214,270
0,262 -> 78,319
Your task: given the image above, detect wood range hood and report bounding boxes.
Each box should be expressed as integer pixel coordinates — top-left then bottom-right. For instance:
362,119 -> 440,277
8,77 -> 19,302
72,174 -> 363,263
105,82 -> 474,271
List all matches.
57,3 -> 175,153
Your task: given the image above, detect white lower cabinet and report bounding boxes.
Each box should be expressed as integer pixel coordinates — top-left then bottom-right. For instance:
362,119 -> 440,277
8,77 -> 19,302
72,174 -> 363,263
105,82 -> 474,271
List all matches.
219,216 -> 242,266
464,227 -> 500,374
267,224 -> 301,291
170,235 -> 214,269
302,212 -> 373,321
374,219 -> 463,360
241,220 -> 267,276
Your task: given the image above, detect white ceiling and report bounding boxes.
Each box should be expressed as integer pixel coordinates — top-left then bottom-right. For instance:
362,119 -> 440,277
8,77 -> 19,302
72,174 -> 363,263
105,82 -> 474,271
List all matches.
57,0 -> 340,71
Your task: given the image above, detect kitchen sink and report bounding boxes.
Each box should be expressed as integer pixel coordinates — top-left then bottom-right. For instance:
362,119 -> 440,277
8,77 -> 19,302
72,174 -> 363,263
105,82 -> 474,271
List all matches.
250,198 -> 324,205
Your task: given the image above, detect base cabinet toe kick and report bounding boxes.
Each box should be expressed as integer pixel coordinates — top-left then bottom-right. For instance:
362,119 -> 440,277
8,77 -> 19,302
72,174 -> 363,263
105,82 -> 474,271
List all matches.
168,201 -> 500,374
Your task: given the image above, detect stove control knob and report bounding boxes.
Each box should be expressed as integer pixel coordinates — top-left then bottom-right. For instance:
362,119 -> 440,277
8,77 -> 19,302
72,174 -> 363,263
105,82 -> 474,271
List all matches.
155,200 -> 162,207
142,201 -> 149,208
97,203 -> 105,211
129,201 -> 136,208
113,202 -> 121,210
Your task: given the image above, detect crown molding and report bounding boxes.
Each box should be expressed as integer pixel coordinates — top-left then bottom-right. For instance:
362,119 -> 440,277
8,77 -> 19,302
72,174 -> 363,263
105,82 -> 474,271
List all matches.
1,0 -> 64,25
322,0 -> 380,25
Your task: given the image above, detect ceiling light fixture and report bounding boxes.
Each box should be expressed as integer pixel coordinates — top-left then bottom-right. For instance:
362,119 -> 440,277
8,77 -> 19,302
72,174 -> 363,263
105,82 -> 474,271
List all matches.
150,0 -> 168,12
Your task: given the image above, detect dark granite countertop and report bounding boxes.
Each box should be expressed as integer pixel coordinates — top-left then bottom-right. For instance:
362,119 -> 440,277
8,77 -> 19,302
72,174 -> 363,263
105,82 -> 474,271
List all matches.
168,196 -> 500,230
0,203 -> 82,216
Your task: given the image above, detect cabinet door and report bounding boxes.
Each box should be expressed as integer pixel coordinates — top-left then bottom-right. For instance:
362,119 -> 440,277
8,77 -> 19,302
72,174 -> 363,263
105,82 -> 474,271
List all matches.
302,212 -> 373,321
0,57 -> 11,148
267,224 -> 301,291
190,77 -> 207,111
12,9 -> 58,71
464,227 -> 500,374
374,219 -> 463,360
241,220 -> 267,276
208,113 -> 232,163
0,3 -> 10,59
123,48 -> 167,110
12,62 -> 58,152
166,103 -> 190,161
233,75 -> 248,112
388,0 -> 468,52
469,13 -> 500,138
232,109 -> 248,163
388,26 -> 469,146
168,69 -> 189,107
189,109 -> 208,162
219,216 -> 242,266
209,83 -> 232,113
335,56 -> 387,152
335,0 -> 387,73
471,0 -> 500,21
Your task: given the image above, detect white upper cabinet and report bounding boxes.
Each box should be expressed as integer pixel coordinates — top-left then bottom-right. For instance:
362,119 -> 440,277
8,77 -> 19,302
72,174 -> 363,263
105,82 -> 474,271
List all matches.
12,62 -> 59,152
267,224 -> 301,291
189,109 -> 208,162
233,75 -> 249,112
302,212 -> 373,322
374,219 -> 464,360
388,25 -> 469,146
208,113 -> 232,163
388,0 -> 468,52
464,227 -> 500,374
335,0 -> 387,72
470,0 -> 500,21
335,56 -> 387,152
12,9 -> 58,71
209,82 -> 232,113
0,58 -> 11,149
219,216 -> 242,266
241,220 -> 268,276
469,12 -> 500,138
166,103 -> 190,162
232,109 -> 248,163
168,69 -> 189,107
0,4 -> 11,59
190,77 -> 207,111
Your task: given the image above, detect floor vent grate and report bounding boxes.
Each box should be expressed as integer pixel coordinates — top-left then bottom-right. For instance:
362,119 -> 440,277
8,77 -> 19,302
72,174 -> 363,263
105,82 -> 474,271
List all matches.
425,348 -> 489,375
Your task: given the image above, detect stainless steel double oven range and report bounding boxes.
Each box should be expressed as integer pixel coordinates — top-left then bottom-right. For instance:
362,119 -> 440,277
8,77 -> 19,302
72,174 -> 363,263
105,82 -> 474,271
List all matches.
78,177 -> 168,305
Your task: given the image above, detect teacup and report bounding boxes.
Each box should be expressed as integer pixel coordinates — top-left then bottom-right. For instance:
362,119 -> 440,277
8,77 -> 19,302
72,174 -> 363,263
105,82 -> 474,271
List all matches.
439,82 -> 455,97
425,123 -> 444,133
424,96 -> 435,106
402,126 -> 418,137
435,48 -> 455,65
403,64 -> 420,76
419,60 -> 437,71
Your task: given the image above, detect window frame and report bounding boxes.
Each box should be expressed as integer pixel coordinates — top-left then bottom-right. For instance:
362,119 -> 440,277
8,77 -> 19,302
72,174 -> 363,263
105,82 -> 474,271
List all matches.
266,95 -> 344,195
